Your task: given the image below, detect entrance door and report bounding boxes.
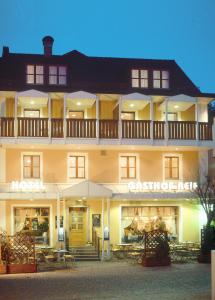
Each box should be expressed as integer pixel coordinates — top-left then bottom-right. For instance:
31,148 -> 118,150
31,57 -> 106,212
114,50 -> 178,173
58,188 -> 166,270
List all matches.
69,207 -> 87,246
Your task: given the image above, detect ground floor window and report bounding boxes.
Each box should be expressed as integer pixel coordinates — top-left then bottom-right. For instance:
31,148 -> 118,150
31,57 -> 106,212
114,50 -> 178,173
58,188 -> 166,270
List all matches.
121,206 -> 178,243
14,207 -> 50,246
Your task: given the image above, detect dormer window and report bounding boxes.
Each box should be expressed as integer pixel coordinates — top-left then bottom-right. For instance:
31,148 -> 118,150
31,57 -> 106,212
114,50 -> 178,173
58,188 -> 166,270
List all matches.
49,66 -> 67,85
153,70 -> 169,89
131,69 -> 148,88
26,65 -> 44,84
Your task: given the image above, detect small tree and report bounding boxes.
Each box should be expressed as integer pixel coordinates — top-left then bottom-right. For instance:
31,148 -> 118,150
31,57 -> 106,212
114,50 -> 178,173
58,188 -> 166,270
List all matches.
195,177 -> 215,227
195,177 -> 215,256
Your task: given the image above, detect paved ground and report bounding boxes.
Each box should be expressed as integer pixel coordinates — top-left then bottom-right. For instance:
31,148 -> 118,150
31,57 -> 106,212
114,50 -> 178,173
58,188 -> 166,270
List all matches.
0,261 -> 211,300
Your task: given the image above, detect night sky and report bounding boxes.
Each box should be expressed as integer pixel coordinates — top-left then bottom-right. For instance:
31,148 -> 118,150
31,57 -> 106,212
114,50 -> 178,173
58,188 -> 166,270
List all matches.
1,0 -> 215,93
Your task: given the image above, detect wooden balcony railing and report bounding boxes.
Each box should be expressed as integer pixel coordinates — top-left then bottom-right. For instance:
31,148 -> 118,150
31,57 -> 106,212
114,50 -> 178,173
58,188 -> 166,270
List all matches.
67,119 -> 96,138
0,117 -> 213,142
168,121 -> 196,140
18,118 -> 48,137
122,120 -> 151,139
51,119 -> 64,138
153,121 -> 165,139
99,120 -> 118,138
0,117 -> 14,137
199,122 -> 212,140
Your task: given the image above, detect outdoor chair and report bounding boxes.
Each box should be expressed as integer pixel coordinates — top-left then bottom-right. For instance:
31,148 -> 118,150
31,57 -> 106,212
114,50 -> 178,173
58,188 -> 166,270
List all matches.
63,254 -> 75,268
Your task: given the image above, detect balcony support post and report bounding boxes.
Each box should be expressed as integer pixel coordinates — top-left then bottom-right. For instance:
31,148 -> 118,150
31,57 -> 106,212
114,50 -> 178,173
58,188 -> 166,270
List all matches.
14,93 -> 18,137
101,197 -> 105,261
164,97 -> 168,141
119,96 -> 122,140
195,101 -> 199,140
63,94 -> 67,141
106,198 -> 111,259
48,94 -> 51,140
150,97 -> 153,141
96,96 -> 99,139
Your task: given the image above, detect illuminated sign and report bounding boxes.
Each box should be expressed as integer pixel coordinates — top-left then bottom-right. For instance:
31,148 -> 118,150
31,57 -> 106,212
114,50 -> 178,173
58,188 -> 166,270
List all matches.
11,181 -> 45,192
128,181 -> 198,192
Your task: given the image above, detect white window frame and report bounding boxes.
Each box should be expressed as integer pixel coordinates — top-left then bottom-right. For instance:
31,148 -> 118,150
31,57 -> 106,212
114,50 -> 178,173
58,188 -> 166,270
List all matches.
21,152 -> 43,181
153,70 -> 169,89
131,69 -> 148,88
118,153 -> 139,183
48,65 -> 67,85
67,152 -> 88,182
11,204 -> 53,246
26,65 -> 44,85
162,153 -> 183,182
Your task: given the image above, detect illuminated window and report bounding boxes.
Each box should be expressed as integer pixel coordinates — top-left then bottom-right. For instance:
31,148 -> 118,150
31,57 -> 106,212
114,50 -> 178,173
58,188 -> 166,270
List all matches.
120,156 -> 136,179
153,70 -> 169,89
26,65 -> 44,84
49,66 -> 67,85
131,69 -> 148,88
164,156 -> 179,180
68,155 -> 85,179
23,155 -> 40,179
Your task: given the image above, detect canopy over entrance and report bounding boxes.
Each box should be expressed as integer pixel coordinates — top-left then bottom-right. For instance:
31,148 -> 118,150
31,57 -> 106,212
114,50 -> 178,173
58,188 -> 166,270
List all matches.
61,180 -> 112,198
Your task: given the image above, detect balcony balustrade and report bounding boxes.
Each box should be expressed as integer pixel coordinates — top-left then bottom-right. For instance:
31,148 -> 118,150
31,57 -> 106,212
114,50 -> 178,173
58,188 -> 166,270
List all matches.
18,117 -> 48,137
67,119 -> 96,138
0,117 -> 213,142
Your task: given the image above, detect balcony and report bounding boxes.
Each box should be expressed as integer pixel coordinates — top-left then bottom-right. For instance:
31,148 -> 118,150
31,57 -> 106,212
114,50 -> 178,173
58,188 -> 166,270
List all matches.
0,90 -> 214,146
0,117 -> 213,142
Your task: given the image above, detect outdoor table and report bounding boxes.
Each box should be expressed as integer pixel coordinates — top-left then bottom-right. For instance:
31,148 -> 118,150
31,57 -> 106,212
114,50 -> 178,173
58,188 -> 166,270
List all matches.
53,249 -> 69,262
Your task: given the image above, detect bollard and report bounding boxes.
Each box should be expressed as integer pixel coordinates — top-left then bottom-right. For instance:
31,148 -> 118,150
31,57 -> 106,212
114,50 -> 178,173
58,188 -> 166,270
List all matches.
212,250 -> 215,300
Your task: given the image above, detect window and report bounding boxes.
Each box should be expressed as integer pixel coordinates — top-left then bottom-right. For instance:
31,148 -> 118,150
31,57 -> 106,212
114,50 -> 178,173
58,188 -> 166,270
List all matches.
26,65 -> 44,84
24,109 -> 40,118
14,207 -> 50,245
68,111 -> 84,119
163,112 -> 177,121
68,155 -> 85,179
164,156 -> 179,180
23,155 -> 40,179
131,69 -> 148,88
153,70 -> 169,89
49,66 -> 67,85
121,112 -> 135,120
120,156 -> 136,179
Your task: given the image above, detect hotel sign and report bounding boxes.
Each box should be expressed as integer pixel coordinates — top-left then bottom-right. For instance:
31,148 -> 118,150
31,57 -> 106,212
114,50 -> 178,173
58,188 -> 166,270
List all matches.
11,181 -> 45,192
128,181 -> 198,192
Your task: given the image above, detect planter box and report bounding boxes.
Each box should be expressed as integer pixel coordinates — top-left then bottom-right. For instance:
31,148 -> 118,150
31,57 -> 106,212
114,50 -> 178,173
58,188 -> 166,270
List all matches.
197,253 -> 211,264
7,264 -> 37,274
0,264 -> 7,274
142,256 -> 171,267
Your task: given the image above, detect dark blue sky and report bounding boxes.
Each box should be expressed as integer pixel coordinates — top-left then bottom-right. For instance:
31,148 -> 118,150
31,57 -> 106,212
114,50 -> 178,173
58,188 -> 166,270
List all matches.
1,0 -> 215,93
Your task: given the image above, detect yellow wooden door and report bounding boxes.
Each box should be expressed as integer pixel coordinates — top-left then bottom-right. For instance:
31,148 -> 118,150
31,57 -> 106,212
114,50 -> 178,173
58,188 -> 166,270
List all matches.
69,207 -> 87,246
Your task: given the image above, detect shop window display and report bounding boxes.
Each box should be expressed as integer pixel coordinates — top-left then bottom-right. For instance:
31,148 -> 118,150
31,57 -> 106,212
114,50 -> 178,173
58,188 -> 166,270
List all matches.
121,206 -> 178,243
14,207 -> 50,245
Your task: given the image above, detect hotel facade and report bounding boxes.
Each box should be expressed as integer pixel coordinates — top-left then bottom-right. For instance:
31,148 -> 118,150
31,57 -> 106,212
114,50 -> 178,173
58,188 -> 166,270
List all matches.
0,36 -> 214,258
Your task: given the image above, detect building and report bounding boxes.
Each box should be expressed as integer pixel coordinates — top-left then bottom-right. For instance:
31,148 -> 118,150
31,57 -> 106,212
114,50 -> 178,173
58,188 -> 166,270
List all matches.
0,36 -> 214,258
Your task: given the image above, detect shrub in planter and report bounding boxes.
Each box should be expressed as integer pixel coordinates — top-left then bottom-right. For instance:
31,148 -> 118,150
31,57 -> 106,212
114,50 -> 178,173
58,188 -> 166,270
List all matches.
198,226 -> 215,263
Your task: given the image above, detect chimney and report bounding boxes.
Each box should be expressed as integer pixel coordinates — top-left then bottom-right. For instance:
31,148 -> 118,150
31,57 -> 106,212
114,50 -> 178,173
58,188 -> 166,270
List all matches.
42,36 -> 54,57
2,46 -> 9,57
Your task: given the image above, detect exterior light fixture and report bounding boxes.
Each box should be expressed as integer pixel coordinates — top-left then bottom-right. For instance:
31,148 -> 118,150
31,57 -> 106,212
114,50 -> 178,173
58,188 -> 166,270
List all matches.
174,105 -> 179,109
77,102 -> 81,106
130,103 -> 134,107
30,100 -> 34,105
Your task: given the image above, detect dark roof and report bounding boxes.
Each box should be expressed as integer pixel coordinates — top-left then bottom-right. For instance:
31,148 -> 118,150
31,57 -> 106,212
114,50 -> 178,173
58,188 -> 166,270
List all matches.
0,48 -> 214,98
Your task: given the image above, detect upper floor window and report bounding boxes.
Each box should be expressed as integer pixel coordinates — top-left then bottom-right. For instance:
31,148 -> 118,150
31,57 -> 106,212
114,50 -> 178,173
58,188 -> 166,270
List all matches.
164,156 -> 179,180
68,155 -> 85,179
26,65 -> 44,84
120,155 -> 136,179
49,66 -> 67,85
131,69 -> 148,88
23,155 -> 40,179
153,70 -> 169,89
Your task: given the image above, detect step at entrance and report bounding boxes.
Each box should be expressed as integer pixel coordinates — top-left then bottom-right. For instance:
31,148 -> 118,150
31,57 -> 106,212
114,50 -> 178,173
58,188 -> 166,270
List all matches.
69,245 -> 100,261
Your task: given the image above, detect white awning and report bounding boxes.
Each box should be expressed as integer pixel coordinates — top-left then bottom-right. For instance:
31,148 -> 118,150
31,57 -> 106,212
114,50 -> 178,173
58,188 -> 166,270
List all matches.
66,91 -> 97,101
121,93 -> 151,101
61,180 -> 112,198
167,94 -> 196,103
17,89 -> 48,99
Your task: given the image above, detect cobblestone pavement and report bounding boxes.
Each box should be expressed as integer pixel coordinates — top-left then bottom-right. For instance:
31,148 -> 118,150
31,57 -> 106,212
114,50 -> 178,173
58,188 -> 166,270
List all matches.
0,261 -> 211,300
